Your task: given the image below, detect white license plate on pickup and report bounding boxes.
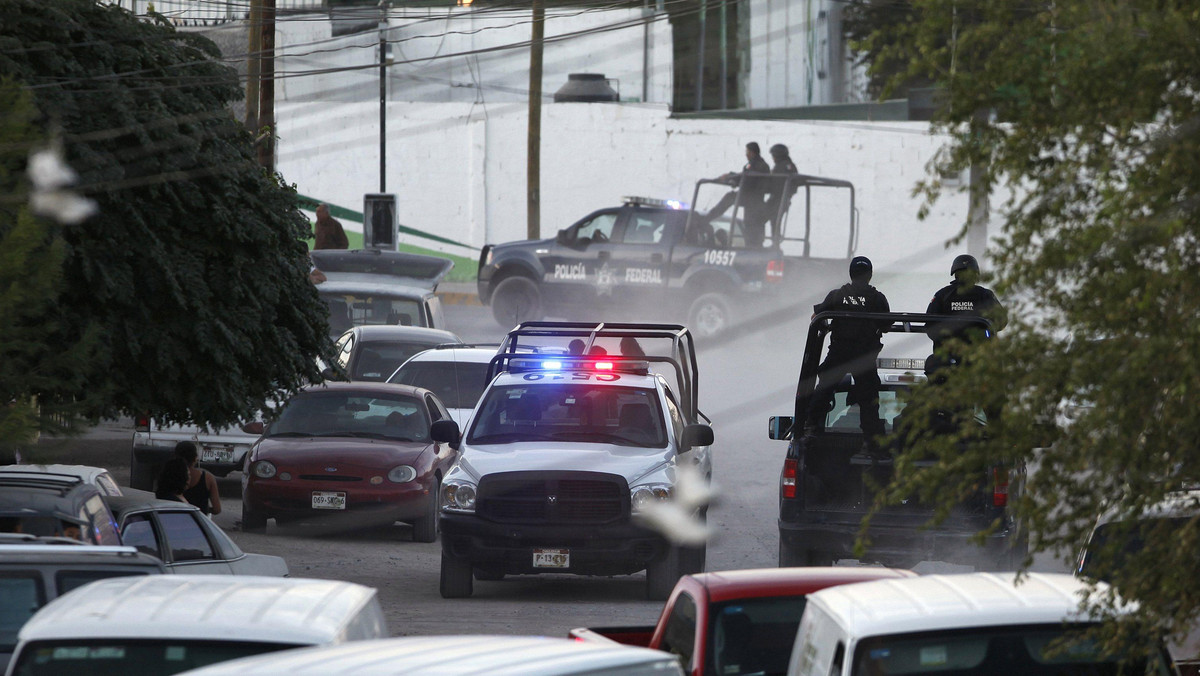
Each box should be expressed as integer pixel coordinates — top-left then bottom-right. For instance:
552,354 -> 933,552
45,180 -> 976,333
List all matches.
200,445 -> 234,464
311,491 -> 346,510
533,548 -> 569,568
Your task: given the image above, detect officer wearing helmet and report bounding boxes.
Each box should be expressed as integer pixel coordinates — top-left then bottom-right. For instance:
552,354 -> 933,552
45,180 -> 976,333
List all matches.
926,254 -> 1008,355
766,144 -> 798,244
800,256 -> 891,447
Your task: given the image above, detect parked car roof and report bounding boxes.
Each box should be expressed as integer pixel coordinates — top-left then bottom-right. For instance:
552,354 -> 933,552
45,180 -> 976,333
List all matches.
17,575 -> 381,645
343,325 -> 460,343
808,572 -> 1102,638
309,249 -> 453,290
0,464 -> 122,496
174,635 -> 683,676
689,566 -> 917,604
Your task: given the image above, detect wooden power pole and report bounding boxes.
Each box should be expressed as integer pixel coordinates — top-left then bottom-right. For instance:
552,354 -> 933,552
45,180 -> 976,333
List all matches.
245,0 -> 261,135
257,0 -> 276,172
526,0 -> 544,240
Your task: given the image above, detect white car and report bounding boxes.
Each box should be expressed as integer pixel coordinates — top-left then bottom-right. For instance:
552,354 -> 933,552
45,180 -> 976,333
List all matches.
173,635 -> 683,676
387,345 -> 498,428
438,323 -> 714,601
0,464 -> 122,497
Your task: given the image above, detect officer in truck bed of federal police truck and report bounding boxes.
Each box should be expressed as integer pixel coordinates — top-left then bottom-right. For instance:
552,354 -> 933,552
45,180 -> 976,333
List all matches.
926,254 -> 1008,354
800,256 -> 891,449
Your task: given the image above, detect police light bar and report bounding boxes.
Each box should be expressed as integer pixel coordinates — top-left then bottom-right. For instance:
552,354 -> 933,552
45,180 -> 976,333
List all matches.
622,196 -> 688,210
506,358 -> 650,375
877,358 -> 925,370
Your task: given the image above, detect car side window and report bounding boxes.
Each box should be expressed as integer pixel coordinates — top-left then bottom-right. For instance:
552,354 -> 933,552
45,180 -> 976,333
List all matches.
84,495 -> 121,545
120,514 -> 161,558
159,512 -> 216,562
659,592 -> 697,670
425,394 -> 447,422
0,574 -> 44,649
620,210 -> 668,244
336,334 -> 354,369
574,212 -> 619,244
663,393 -> 685,444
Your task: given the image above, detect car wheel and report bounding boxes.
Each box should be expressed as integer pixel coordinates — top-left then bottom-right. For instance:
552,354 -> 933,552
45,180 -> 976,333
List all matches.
412,478 -> 440,543
440,553 -> 473,598
680,542 -> 707,575
490,276 -> 542,328
778,539 -> 804,567
242,503 -> 267,533
687,292 -> 732,340
645,547 -> 683,601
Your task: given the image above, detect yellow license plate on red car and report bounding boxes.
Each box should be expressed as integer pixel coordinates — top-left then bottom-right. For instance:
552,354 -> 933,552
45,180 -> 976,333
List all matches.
533,548 -> 569,568
311,491 -> 346,510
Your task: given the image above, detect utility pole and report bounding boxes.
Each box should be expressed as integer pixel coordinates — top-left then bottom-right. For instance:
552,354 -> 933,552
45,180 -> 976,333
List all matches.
526,0 -> 544,240
718,0 -> 727,109
694,0 -> 706,112
379,1 -> 388,192
245,0 -> 261,136
257,0 -> 276,172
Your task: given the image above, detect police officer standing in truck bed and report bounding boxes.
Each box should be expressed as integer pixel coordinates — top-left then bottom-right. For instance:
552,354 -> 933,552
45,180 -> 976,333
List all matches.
801,256 -> 891,450
926,254 -> 1007,355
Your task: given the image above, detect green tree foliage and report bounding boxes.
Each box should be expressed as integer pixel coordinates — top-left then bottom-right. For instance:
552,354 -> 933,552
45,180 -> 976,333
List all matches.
860,0 -> 1200,654
0,0 -> 330,429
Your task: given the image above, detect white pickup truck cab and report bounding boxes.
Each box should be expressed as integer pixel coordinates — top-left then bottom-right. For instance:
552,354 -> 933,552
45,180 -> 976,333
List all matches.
438,322 -> 714,601
787,572 -> 1174,676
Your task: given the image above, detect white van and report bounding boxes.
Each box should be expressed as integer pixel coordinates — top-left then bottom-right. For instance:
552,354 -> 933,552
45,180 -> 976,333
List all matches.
787,572 -> 1174,676
174,636 -> 683,676
5,575 -> 386,676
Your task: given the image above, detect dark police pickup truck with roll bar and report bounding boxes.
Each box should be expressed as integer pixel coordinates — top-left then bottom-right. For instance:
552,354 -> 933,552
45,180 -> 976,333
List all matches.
476,173 -> 859,339
767,311 -> 1025,569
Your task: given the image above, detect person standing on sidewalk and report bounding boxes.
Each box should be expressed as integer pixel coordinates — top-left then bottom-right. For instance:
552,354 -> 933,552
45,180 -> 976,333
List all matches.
314,203 -> 348,250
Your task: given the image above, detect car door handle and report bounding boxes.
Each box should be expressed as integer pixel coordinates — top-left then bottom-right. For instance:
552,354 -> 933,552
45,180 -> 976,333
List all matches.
597,251 -> 610,261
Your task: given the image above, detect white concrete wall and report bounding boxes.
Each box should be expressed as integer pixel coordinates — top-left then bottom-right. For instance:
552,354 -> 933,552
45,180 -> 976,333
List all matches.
277,101 -> 981,290
745,0 -> 867,108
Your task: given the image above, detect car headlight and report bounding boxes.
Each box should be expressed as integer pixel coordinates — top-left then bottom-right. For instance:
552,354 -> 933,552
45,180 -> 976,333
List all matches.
387,465 -> 417,484
442,480 -> 477,513
631,484 -> 672,514
252,461 -> 277,479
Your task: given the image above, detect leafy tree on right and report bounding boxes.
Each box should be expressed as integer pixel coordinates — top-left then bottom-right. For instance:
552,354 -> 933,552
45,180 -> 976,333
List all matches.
851,0 -> 1200,658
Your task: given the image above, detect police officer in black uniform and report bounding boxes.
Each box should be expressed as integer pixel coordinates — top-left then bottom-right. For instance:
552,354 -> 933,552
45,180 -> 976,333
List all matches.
702,142 -> 772,247
766,143 -> 798,245
926,254 -> 1007,358
801,256 -> 891,449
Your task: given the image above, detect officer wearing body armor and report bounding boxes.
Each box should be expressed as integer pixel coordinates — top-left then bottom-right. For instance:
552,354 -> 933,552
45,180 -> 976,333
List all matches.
926,254 -> 1008,356
800,256 -> 891,447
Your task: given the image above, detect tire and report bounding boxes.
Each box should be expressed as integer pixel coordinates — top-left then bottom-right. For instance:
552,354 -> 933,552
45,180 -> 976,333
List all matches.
440,553 -> 474,598
490,276 -> 542,328
779,539 -> 834,567
129,455 -> 158,492
680,543 -> 707,576
411,478 -> 440,543
646,547 -> 683,601
241,503 -> 267,533
687,292 -> 733,340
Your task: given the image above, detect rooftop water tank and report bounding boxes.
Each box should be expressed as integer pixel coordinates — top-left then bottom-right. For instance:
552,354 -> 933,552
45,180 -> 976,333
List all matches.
553,73 -> 619,103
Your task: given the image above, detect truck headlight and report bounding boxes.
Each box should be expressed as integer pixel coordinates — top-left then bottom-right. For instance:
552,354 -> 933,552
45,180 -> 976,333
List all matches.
387,465 -> 417,483
252,461 -> 277,479
631,484 -> 672,514
442,480 -> 477,512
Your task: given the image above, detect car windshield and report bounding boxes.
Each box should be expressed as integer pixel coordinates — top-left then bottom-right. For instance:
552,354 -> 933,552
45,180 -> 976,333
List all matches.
390,361 -> 491,410
468,384 -> 667,447
1079,517 -> 1192,583
352,340 -> 445,381
268,392 -> 430,443
707,596 -> 807,676
851,624 -> 1171,675
319,292 -> 423,336
0,574 -> 43,651
10,639 -> 297,676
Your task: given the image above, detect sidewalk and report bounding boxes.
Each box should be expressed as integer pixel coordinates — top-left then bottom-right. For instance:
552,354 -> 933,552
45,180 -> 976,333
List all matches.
437,281 -> 481,306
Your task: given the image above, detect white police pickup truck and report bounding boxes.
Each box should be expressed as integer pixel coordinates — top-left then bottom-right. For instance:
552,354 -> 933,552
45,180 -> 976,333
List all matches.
438,322 -> 714,600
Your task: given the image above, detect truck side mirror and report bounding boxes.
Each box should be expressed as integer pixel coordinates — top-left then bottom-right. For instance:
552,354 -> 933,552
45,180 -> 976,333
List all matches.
768,416 -> 793,440
555,229 -> 570,245
430,419 -> 460,445
241,421 -> 265,436
682,424 -> 714,449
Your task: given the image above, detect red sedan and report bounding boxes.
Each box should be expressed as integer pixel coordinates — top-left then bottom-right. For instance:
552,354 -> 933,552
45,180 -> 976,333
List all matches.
241,382 -> 460,542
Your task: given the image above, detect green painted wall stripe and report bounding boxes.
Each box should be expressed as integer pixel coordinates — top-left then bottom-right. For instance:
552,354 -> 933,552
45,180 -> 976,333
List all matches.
297,194 -> 475,250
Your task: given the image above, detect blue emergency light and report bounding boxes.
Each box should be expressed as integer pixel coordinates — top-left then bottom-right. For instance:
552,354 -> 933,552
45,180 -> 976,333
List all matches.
506,358 -> 650,375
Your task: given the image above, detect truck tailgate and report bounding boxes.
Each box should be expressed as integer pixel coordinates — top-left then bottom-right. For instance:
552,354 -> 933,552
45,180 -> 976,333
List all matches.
567,625 -> 656,647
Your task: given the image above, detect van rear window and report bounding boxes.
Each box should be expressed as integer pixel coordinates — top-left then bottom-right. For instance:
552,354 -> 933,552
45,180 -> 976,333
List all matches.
11,639 -> 297,676
851,624 -> 1170,675
0,575 -> 43,651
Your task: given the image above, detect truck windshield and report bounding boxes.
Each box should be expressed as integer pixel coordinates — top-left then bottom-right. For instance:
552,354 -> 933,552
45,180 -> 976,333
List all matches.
707,596 -> 807,676
468,384 -> 667,448
851,624 -> 1170,675
10,639 -> 296,676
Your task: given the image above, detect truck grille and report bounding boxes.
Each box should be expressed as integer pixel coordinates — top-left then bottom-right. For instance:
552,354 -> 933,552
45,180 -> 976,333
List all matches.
477,471 -> 628,525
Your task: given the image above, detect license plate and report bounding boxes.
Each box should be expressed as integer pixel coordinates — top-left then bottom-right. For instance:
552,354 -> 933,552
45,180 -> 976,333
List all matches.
533,548 -> 569,568
312,491 -> 346,510
200,445 -> 234,464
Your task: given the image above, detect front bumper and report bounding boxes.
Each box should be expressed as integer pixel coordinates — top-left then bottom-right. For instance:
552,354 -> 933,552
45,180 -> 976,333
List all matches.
245,476 -> 435,523
779,511 -> 1018,569
440,512 -> 669,576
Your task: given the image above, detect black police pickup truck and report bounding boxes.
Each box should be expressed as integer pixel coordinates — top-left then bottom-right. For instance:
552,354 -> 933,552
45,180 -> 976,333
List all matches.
767,311 -> 1025,569
477,174 -> 860,338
